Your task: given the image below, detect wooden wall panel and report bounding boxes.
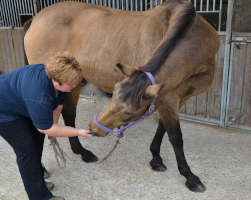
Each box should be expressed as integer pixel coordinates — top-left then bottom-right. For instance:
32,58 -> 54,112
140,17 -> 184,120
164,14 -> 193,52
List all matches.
232,0 -> 251,32
0,29 -> 24,74
228,43 -> 247,121
0,30 -> 8,74
230,36 -> 251,127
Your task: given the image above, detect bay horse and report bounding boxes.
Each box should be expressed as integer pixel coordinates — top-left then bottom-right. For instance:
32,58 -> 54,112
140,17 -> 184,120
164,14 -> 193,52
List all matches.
23,0 -> 220,192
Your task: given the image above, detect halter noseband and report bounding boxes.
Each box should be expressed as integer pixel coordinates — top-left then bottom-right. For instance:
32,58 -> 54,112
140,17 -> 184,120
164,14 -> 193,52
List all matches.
93,71 -> 156,138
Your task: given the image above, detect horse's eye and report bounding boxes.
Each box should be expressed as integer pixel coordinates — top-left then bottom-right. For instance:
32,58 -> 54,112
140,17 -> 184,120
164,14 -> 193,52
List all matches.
123,111 -> 133,115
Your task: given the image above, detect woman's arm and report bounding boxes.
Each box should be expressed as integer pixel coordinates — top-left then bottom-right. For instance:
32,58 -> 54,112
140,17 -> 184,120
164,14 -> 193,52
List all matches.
38,124 -> 93,138
53,104 -> 63,124
37,105 -> 93,138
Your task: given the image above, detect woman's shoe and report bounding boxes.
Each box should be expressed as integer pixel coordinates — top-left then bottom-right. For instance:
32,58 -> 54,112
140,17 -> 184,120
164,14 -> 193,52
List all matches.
49,196 -> 65,200
45,181 -> 54,191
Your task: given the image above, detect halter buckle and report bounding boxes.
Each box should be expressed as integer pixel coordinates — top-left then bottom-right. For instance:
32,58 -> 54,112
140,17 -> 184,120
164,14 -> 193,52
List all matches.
149,105 -> 155,113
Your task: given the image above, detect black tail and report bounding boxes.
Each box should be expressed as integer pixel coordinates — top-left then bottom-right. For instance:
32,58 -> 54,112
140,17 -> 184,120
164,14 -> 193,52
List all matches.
141,0 -> 196,73
23,18 -> 33,65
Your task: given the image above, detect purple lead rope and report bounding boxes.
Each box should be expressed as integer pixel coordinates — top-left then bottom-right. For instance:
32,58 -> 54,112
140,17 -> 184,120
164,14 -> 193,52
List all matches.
94,71 -> 156,138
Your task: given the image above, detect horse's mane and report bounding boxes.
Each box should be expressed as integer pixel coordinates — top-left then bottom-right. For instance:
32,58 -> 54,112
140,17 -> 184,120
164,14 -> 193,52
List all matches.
119,0 -> 196,108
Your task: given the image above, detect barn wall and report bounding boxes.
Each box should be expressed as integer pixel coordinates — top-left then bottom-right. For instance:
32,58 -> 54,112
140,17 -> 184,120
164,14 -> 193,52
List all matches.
232,0 -> 251,32
0,29 -> 25,74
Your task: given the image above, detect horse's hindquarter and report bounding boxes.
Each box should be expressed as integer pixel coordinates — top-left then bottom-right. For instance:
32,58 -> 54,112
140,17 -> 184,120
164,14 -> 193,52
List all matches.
24,1 -> 167,92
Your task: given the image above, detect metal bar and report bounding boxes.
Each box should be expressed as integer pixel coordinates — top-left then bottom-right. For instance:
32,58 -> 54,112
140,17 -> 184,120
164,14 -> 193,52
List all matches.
200,0 -> 202,11
117,0 -> 120,8
4,0 -> 13,26
10,0 -> 17,27
140,0 -> 142,11
150,0 -> 152,9
0,0 -> 7,27
197,11 -> 220,13
206,0 -> 209,11
179,114 -> 220,127
220,0 -> 234,128
108,0 -> 111,8
24,0 -> 28,13
135,0 -> 138,11
194,0 -> 196,10
227,125 -> 251,134
12,0 -> 19,27
16,0 -> 22,27
130,0 -> 133,11
224,41 -> 234,127
27,0 -> 31,14
217,31 -> 227,36
218,0 -> 222,31
213,0 -> 215,11
113,0 -> 115,8
33,0 -> 37,15
145,0 -> 147,11
126,0 -> 128,10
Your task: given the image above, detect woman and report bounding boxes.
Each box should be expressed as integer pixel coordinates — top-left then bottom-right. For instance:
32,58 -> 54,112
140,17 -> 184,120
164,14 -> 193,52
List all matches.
0,52 -> 93,200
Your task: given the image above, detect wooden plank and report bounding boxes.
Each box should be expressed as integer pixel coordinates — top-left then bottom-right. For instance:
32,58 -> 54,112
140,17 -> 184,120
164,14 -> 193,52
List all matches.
179,103 -> 186,113
239,37 -> 251,126
12,30 -> 24,69
8,28 -> 17,71
185,96 -> 196,115
211,35 -> 225,120
227,41 -> 247,122
18,30 -> 25,67
3,30 -> 13,72
0,30 -> 8,74
196,91 -> 207,118
232,0 -> 251,32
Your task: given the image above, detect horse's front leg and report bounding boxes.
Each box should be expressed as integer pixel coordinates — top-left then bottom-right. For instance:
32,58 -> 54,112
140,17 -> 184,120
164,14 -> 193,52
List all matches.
62,85 -> 98,163
157,92 -> 205,192
150,119 -> 167,171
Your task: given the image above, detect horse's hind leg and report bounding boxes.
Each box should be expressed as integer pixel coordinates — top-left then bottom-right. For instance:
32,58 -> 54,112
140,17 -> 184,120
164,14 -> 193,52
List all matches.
62,83 -> 98,162
157,92 -> 205,193
150,119 -> 167,171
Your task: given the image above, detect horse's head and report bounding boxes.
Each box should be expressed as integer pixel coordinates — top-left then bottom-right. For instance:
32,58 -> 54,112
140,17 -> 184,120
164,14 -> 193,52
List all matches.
90,63 -> 165,137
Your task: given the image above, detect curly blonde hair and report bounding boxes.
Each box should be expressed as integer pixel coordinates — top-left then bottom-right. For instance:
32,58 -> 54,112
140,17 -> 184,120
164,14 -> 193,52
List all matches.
45,52 -> 82,85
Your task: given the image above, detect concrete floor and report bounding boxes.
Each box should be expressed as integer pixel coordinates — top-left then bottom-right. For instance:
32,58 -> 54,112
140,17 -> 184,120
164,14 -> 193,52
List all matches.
0,99 -> 251,200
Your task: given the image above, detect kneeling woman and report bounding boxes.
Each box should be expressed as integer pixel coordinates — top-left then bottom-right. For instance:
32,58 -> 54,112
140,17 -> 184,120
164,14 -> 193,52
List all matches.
0,52 -> 93,200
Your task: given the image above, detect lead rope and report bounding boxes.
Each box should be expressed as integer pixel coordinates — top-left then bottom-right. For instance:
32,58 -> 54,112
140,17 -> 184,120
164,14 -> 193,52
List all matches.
50,137 -> 120,167
50,137 -> 72,169
96,139 -> 120,164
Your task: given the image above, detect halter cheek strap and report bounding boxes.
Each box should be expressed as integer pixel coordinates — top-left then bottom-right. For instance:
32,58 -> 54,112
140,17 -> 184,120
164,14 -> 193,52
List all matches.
93,71 -> 156,138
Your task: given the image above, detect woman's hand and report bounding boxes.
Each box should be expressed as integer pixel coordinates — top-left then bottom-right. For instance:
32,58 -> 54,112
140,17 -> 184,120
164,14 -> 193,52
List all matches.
78,129 -> 93,138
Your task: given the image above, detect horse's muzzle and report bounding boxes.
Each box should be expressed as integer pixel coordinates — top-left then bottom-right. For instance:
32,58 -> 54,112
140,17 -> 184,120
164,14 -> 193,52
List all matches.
90,131 -> 99,137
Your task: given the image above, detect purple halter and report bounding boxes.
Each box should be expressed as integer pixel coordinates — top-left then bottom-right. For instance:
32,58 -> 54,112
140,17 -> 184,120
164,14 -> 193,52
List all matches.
94,72 -> 156,138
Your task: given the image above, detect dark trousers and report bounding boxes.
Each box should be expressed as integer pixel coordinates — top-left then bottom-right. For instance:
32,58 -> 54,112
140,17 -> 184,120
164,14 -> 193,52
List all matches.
0,117 -> 52,200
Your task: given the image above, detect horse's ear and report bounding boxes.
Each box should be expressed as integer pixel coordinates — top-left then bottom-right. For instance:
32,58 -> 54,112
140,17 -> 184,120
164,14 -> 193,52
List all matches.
116,63 -> 137,77
144,83 -> 166,98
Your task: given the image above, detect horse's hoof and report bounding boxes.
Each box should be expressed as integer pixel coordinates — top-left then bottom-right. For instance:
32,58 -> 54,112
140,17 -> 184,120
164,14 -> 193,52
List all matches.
185,180 -> 206,193
150,160 -> 167,172
81,153 -> 98,163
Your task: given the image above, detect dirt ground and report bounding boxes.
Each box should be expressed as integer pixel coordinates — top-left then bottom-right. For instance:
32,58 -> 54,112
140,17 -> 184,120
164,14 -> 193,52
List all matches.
0,99 -> 251,200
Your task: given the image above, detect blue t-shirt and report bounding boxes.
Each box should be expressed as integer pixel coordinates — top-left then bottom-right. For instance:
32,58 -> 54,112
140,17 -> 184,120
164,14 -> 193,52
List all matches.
0,64 -> 68,130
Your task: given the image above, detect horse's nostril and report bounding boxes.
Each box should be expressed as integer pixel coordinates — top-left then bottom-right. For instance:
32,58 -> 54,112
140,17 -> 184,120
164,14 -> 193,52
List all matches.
91,132 -> 99,137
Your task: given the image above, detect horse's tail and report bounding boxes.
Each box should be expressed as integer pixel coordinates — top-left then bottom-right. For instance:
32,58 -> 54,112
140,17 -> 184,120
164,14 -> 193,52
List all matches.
142,0 -> 196,73
23,18 -> 33,65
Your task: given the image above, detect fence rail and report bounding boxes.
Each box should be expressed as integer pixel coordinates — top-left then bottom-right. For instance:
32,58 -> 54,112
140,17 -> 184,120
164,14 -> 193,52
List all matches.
0,0 -> 225,31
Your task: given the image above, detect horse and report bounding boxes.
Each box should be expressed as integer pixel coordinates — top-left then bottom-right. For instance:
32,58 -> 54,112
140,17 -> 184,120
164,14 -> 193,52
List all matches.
23,0 -> 220,192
